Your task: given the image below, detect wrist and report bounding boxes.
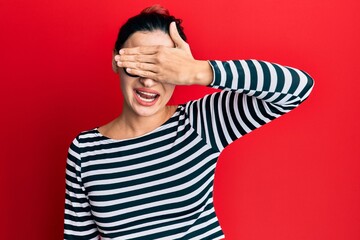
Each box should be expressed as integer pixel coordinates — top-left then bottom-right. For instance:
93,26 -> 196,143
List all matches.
193,60 -> 213,86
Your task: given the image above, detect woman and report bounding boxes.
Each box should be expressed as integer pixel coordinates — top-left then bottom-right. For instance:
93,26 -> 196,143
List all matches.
64,5 -> 314,240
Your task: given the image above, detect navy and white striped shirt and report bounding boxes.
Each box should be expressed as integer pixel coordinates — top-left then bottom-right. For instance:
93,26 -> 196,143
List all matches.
64,60 -> 314,239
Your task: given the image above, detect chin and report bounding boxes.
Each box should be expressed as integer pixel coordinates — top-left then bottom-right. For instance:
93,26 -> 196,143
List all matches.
134,105 -> 162,117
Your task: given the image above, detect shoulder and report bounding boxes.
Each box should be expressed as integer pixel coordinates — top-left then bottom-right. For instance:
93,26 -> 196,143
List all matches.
71,128 -> 98,142
77,128 -> 101,140
67,128 -> 110,164
68,128 -> 104,152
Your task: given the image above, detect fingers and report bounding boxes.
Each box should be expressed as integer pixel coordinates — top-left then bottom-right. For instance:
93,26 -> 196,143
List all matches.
115,53 -> 155,64
119,45 -> 159,55
115,51 -> 159,78
125,68 -> 157,80
116,45 -> 164,67
169,22 -> 188,50
116,60 -> 158,73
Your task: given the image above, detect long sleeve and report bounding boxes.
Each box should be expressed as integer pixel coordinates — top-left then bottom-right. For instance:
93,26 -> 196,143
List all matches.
186,59 -> 314,152
64,137 -> 99,240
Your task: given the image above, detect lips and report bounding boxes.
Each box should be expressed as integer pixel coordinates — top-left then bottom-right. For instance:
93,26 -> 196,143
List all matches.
134,88 -> 160,106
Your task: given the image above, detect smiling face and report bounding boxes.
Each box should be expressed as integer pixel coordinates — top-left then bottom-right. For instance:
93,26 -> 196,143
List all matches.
119,30 -> 175,118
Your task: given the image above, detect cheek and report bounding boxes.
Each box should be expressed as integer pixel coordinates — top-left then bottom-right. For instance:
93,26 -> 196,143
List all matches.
164,85 -> 175,98
119,80 -> 135,103
120,77 -> 132,92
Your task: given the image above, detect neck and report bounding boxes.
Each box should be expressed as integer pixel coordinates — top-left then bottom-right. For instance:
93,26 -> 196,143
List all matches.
113,105 -> 177,139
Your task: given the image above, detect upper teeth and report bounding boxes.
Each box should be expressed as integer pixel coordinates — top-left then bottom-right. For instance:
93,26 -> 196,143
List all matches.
137,91 -> 157,97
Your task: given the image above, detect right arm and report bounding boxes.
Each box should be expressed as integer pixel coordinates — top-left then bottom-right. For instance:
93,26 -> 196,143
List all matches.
64,137 -> 99,240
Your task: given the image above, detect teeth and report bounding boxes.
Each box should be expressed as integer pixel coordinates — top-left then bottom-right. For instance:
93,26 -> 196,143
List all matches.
137,90 -> 157,97
137,94 -> 156,102
136,90 -> 158,103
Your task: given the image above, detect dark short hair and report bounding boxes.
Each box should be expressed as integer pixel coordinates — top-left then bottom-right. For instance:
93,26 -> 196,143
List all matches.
114,5 -> 187,53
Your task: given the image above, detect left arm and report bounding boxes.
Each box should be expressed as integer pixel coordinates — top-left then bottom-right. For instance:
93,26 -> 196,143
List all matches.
185,59 -> 314,151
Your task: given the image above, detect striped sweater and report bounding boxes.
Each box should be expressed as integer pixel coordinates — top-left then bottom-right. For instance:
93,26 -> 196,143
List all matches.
64,60 -> 314,239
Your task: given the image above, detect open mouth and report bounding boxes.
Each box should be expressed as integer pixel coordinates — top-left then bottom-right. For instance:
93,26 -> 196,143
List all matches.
135,89 -> 159,103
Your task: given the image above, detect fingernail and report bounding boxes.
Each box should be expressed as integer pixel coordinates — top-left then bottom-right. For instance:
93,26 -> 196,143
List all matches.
119,49 -> 124,54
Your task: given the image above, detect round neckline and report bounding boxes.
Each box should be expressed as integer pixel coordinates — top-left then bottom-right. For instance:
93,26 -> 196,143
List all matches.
95,105 -> 182,142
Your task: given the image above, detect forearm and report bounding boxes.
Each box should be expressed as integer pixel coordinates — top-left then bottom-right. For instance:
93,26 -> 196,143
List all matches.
208,59 -> 314,107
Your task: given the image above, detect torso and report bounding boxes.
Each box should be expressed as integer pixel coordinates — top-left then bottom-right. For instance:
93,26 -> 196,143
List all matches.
78,103 -> 225,239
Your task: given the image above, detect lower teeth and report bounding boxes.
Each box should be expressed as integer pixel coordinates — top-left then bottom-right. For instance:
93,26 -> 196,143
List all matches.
137,94 -> 156,102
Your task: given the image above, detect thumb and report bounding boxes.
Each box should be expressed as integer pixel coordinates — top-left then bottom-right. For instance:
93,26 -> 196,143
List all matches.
169,22 -> 188,50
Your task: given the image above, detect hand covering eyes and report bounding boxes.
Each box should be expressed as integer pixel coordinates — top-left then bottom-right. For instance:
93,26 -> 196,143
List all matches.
123,68 -> 139,78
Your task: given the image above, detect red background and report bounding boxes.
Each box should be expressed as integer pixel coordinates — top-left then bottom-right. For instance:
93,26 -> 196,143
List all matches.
1,0 -> 359,239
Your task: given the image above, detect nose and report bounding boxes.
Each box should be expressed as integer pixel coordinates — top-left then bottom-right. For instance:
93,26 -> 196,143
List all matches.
139,78 -> 157,88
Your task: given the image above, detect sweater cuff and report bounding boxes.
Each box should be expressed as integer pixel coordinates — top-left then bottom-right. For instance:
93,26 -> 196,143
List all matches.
207,60 -> 220,87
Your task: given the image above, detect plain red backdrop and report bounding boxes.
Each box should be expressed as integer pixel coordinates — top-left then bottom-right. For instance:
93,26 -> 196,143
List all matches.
1,0 -> 359,239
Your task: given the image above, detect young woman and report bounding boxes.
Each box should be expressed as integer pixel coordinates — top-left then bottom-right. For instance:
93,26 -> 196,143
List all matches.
64,5 -> 314,240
